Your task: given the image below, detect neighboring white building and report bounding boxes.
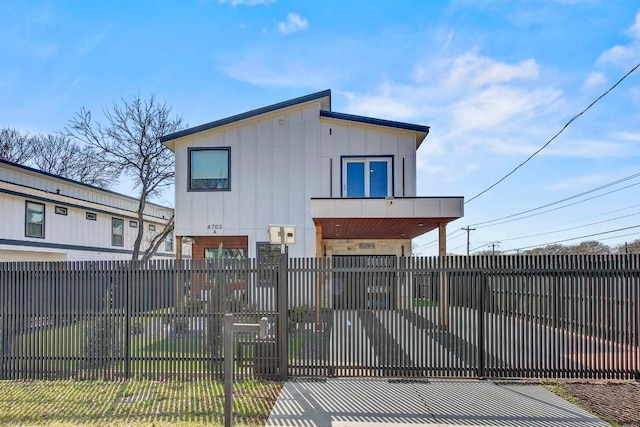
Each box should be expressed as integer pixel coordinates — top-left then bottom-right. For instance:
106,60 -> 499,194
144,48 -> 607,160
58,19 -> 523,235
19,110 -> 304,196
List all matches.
0,159 -> 180,262
161,89 -> 463,260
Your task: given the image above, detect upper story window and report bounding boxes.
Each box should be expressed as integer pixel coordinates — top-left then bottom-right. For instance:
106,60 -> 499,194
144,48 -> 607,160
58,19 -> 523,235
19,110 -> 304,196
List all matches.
25,201 -> 45,238
342,156 -> 393,198
189,147 -> 231,191
112,218 -> 124,247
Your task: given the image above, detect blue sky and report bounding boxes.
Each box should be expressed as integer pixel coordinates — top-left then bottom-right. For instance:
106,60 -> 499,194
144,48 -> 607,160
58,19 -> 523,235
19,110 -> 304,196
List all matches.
1,0 -> 639,255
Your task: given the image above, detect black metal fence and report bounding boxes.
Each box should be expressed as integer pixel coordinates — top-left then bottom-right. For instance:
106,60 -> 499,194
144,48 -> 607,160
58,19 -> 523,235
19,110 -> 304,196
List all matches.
1,255 -> 639,381
0,259 -> 280,381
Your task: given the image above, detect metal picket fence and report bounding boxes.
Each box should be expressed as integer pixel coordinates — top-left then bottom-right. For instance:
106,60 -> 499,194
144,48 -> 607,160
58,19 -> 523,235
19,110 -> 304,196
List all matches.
1,254 -> 639,381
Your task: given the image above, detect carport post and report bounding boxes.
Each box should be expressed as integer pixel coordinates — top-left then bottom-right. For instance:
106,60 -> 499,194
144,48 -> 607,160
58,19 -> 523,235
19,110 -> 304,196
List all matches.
438,223 -> 449,331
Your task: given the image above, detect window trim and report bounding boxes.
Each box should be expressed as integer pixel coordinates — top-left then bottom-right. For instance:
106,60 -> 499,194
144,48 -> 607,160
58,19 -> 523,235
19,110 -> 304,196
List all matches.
340,155 -> 394,198
188,147 -> 231,192
112,217 -> 124,247
25,201 -> 45,238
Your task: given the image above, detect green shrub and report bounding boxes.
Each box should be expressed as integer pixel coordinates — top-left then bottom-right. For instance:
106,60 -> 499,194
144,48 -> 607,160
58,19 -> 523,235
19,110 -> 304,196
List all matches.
82,317 -> 124,369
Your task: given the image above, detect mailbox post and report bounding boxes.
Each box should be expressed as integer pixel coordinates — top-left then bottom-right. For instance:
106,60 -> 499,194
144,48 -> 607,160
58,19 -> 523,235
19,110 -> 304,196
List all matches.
224,314 -> 268,427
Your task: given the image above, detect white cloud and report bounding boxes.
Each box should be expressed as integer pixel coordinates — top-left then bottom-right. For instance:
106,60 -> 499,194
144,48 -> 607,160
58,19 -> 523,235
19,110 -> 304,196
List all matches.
278,13 -> 308,35
217,0 -> 275,6
628,10 -> 640,39
582,72 -> 606,90
342,90 -> 419,120
444,54 -> 539,90
222,57 -> 331,88
598,11 -> 640,66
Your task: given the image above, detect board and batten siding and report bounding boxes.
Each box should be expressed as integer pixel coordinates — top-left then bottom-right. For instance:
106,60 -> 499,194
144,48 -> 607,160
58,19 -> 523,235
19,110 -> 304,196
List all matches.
319,119 -> 418,198
174,102 -> 322,257
175,100 -> 421,258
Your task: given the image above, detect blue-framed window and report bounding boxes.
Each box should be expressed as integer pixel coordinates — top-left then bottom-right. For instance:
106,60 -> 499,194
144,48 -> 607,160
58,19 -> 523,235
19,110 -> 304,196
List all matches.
342,156 -> 393,198
188,147 -> 231,191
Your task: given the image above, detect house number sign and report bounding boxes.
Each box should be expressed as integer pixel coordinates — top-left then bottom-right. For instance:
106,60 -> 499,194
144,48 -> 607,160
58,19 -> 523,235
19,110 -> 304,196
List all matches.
207,224 -> 223,234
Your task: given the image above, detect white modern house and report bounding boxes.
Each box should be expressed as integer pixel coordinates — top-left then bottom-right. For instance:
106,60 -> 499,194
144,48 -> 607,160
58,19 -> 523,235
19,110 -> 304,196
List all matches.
161,89 -> 463,261
0,159 -> 179,262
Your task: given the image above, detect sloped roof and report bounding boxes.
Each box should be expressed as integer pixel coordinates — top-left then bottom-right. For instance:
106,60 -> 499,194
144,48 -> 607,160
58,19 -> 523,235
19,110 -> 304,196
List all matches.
160,89 -> 332,148
160,89 -> 430,149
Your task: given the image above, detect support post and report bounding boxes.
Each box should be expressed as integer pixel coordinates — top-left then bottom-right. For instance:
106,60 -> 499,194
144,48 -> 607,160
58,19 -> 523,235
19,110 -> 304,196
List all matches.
315,223 -> 323,331
278,249 -> 289,380
175,236 -> 184,313
438,223 -> 449,331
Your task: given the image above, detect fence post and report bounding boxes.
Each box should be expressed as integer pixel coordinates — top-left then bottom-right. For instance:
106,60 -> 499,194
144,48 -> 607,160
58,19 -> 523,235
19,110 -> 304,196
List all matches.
477,273 -> 486,379
124,262 -> 131,380
278,251 -> 289,380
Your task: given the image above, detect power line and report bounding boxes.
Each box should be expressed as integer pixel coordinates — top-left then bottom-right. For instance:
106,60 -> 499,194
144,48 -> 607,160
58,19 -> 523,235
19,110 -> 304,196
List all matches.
475,180 -> 640,229
509,224 -> 640,252
465,60 -> 640,205
470,171 -> 640,227
499,202 -> 640,240
496,211 -> 640,242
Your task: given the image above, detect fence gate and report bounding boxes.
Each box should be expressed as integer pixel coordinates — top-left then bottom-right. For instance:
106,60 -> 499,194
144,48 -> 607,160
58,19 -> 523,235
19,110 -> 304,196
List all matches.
287,255 -> 640,380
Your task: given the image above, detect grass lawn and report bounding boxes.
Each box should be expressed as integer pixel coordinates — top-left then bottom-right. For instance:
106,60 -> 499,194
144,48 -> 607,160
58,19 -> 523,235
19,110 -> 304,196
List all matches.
0,378 -> 282,426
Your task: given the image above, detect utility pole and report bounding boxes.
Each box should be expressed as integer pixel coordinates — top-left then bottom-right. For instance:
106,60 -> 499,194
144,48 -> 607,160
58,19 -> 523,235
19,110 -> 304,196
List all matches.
489,242 -> 500,255
461,226 -> 476,256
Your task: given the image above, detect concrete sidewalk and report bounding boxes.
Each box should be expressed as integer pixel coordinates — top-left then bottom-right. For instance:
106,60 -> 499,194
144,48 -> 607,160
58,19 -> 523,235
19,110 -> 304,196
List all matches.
266,378 -> 609,427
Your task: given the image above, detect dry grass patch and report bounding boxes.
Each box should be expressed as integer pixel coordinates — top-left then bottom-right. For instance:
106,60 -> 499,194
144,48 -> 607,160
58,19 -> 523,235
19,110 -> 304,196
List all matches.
0,379 -> 281,426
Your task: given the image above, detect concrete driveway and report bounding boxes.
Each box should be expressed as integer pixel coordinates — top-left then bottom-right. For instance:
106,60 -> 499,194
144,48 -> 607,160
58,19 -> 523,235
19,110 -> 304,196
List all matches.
266,378 -> 609,427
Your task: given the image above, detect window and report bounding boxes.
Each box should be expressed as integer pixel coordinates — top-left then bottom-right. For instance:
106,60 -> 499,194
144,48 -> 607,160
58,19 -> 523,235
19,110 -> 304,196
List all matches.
204,247 -> 246,260
129,220 -> 138,228
112,218 -> 124,247
342,157 -> 392,198
189,147 -> 231,191
165,232 -> 174,252
25,201 -> 45,238
86,212 -> 97,221
54,206 -> 68,216
149,224 -> 156,232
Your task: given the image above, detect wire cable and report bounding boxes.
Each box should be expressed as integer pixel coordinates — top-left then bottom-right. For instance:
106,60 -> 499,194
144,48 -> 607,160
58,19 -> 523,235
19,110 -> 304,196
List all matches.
465,61 -> 640,205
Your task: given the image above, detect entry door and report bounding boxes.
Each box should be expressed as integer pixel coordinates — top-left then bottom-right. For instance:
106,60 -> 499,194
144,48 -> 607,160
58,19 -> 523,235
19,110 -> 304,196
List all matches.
344,158 -> 392,198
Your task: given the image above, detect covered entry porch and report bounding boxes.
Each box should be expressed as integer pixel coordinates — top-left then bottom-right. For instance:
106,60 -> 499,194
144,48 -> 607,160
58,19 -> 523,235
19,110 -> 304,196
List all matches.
311,196 -> 465,258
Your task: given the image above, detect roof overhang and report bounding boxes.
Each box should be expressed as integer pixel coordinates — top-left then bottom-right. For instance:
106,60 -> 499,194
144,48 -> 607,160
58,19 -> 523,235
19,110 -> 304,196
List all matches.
311,197 -> 464,240
319,110 -> 430,148
161,89 -> 332,151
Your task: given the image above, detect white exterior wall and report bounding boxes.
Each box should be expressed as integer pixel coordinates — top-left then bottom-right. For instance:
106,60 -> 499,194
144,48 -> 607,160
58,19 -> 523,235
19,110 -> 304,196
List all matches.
174,102 -> 322,257
0,162 -> 178,261
174,101 -> 419,258
319,119 -> 417,198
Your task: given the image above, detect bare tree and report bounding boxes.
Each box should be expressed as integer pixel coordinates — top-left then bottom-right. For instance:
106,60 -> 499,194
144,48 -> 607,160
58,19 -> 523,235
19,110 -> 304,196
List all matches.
570,240 -> 610,254
66,94 -> 183,260
614,239 -> 640,254
32,134 -> 119,188
0,128 -> 38,164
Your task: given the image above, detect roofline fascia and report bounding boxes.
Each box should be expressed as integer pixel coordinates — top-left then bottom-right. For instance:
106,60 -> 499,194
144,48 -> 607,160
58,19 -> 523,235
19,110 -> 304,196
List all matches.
160,89 -> 332,143
319,110 -> 430,134
0,158 -> 172,210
